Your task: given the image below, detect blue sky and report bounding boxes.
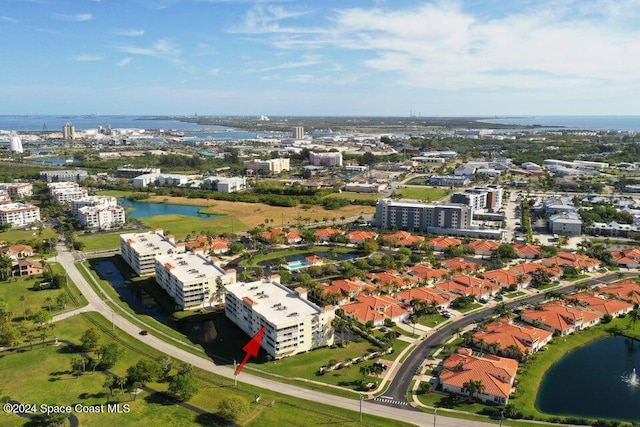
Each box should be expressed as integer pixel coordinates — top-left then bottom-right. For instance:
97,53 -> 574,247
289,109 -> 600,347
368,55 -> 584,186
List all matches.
1,0 -> 640,116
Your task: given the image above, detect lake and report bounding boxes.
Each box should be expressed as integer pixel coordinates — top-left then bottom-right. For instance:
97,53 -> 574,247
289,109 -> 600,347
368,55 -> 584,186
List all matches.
118,198 -> 221,219
536,335 -> 640,422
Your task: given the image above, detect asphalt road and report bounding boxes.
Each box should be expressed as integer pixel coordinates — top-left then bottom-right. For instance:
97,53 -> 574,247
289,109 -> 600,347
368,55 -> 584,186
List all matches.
381,273 -> 633,405
54,243 -> 503,427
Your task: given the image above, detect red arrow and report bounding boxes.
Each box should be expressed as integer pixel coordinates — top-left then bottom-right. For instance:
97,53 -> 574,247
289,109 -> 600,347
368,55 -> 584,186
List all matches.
235,326 -> 266,376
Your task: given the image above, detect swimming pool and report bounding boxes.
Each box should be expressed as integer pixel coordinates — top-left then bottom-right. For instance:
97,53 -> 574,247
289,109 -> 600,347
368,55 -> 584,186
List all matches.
287,261 -> 310,270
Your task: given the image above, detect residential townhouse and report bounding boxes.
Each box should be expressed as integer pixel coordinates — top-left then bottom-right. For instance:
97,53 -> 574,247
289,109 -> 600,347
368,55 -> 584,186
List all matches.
341,295 -> 409,326
440,348 -> 518,404
472,318 -> 553,356
520,302 -> 601,336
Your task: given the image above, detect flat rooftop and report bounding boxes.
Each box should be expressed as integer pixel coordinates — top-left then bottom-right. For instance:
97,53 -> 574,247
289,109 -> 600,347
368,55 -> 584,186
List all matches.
121,230 -> 176,253
155,252 -> 226,282
226,279 -> 322,325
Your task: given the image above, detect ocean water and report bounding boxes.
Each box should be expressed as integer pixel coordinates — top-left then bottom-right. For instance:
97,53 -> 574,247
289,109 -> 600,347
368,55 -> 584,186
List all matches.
478,115 -> 640,131
0,115 -> 223,131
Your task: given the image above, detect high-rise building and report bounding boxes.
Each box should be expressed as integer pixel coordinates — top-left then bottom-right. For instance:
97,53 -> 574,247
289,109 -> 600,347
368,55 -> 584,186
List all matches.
120,229 -> 185,275
451,185 -> 503,213
309,151 -> 343,167
155,252 -> 236,310
0,203 -> 41,228
243,158 -> 290,175
225,277 -> 335,359
63,122 -> 75,140
293,126 -> 305,139
374,198 -> 473,231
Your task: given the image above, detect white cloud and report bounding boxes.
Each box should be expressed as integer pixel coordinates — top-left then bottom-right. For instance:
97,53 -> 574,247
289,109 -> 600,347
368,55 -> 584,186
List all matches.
117,39 -> 181,58
74,55 -> 104,62
117,57 -> 133,67
0,16 -> 19,23
247,54 -> 323,73
114,28 -> 145,36
229,5 -> 320,34
234,1 -> 640,94
208,68 -> 221,76
55,13 -> 93,21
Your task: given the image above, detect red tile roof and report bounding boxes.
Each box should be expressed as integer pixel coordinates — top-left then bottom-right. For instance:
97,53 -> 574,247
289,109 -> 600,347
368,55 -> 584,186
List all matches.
512,243 -> 542,258
482,269 -> 531,288
521,302 -> 601,334
468,240 -> 501,254
600,280 -> 640,305
473,318 -> 553,355
430,236 -> 462,249
440,348 -> 518,400
382,231 -> 425,246
571,292 -> 634,316
313,228 -> 343,239
440,257 -> 480,272
345,230 -> 379,242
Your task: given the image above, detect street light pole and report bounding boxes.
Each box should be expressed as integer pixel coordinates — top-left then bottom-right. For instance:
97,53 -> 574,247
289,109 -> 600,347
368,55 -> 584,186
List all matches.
359,394 -> 363,422
499,410 -> 504,427
433,408 -> 438,427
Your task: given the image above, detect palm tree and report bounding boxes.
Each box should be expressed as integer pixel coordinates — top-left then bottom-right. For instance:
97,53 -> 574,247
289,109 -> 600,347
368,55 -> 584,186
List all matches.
463,379 -> 485,402
45,297 -> 53,312
629,309 -> 640,329
493,302 -> 510,317
359,365 -> 372,387
19,295 -> 26,318
370,363 -> 385,385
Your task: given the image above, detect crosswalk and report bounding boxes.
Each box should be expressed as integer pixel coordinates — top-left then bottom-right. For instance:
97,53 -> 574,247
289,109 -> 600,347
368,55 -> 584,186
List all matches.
373,396 -> 410,406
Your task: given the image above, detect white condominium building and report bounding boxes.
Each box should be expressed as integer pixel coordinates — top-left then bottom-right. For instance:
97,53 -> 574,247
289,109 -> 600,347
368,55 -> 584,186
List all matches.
0,183 -> 33,198
71,196 -> 118,215
47,182 -> 88,203
243,158 -> 290,175
155,252 -> 237,310
120,229 -> 185,276
78,205 -> 126,230
0,203 -> 41,228
202,176 -> 247,193
309,151 -> 343,167
225,277 -> 335,359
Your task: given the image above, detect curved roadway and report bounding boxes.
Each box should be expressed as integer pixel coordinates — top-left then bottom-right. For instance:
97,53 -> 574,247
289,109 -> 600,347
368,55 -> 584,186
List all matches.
55,242 -> 628,427
383,273 -> 631,405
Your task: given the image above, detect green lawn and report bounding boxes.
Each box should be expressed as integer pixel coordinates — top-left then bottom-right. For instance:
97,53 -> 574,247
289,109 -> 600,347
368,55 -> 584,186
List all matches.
1,264 -> 87,322
395,187 -> 450,201
140,213 -> 248,238
506,291 -> 527,298
77,231 -> 131,251
0,227 -> 57,244
0,312 -> 413,427
458,303 -> 483,313
416,313 -> 448,328
327,192 -> 380,202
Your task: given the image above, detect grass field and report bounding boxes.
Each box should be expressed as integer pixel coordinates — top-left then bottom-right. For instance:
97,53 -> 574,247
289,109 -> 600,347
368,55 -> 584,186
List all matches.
77,231 -> 133,251
0,226 -> 57,244
1,263 -> 87,321
395,187 -> 450,201
107,193 -> 375,230
327,192 -> 380,202
0,313 -> 414,427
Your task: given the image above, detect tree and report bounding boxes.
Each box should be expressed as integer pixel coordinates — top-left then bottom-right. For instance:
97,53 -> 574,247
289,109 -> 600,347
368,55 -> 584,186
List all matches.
497,243 -> 517,259
418,382 -> 432,394
168,372 -> 200,401
229,242 -> 245,255
0,255 -> 13,280
32,310 -> 51,328
463,379 -> 486,402
56,293 -> 68,310
493,302 -> 510,318
103,376 -> 116,397
218,395 -> 250,422
96,343 -> 123,370
80,328 -> 100,352
358,239 -> 379,255
126,359 -> 162,385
